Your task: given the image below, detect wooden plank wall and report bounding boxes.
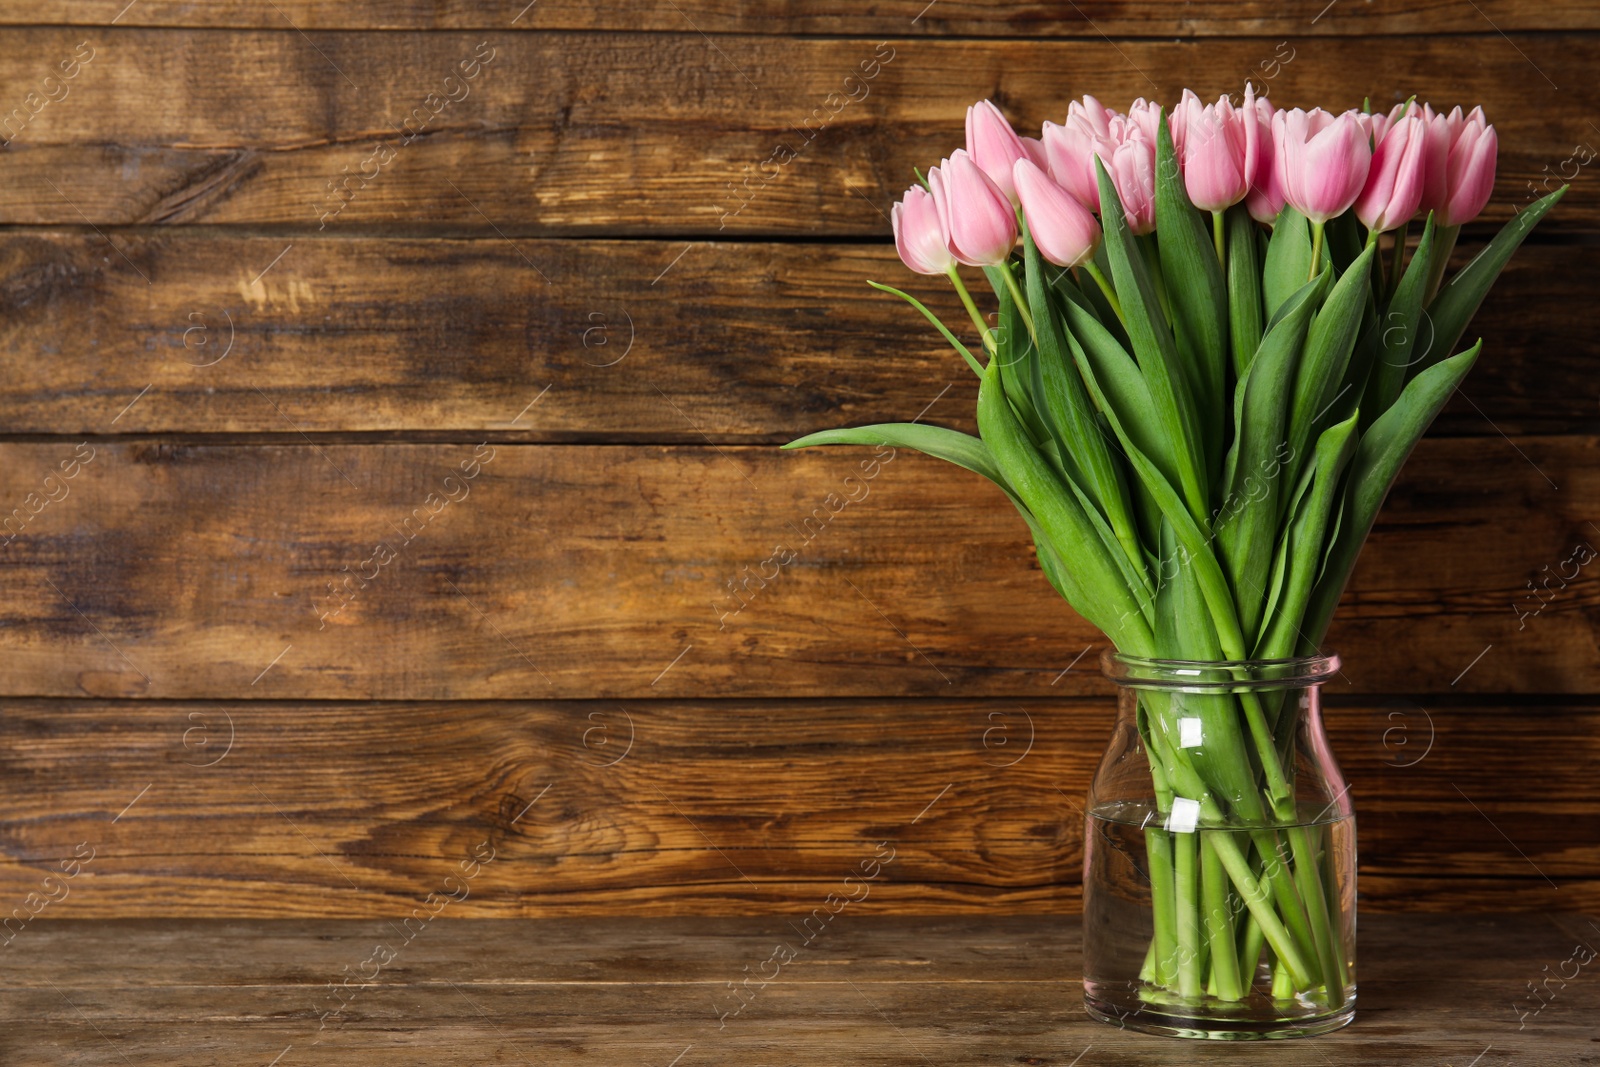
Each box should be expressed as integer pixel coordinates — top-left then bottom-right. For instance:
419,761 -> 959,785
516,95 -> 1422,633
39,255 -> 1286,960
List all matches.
0,3 -> 1595,918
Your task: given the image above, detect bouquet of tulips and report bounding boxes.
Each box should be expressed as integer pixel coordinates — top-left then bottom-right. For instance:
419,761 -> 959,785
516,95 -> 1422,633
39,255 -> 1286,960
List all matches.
787,89 -> 1564,1007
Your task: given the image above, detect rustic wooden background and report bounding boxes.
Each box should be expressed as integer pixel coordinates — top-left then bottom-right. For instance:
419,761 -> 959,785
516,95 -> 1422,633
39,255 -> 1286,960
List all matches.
0,2 -> 1595,921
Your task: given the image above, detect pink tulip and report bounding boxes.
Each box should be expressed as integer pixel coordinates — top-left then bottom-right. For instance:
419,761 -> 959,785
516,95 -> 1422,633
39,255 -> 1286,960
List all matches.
892,183 -> 955,275
1416,104 -> 1453,216
1171,85 -> 1259,212
1041,119 -> 1102,209
1437,106 -> 1497,226
1013,158 -> 1102,267
1039,95 -> 1122,204
1042,104 -> 1158,234
1066,94 -> 1117,138
1354,112 -> 1427,232
1103,133 -> 1158,235
930,149 -> 1018,266
1125,97 -> 1165,149
966,99 -> 1030,204
1021,135 -> 1048,170
1355,109 -> 1388,149
1245,95 -> 1283,223
1274,107 -> 1372,224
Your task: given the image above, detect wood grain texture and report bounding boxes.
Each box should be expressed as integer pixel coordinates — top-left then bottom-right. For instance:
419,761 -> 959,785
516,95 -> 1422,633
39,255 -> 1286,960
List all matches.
0,233 -> 1590,437
0,699 -> 1592,917
2,915 -> 1596,1064
9,0 -> 1600,34
0,437 -> 1592,700
0,31 -> 1591,230
0,12 -> 1590,923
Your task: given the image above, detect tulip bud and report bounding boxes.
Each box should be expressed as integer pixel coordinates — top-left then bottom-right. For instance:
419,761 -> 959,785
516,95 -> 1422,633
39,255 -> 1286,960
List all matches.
1013,158 -> 1101,267
1245,94 -> 1283,224
931,149 -> 1018,266
1041,119 -> 1101,209
1021,135 -> 1048,170
1354,112 -> 1428,232
892,183 -> 955,275
1066,94 -> 1116,138
1043,105 -> 1157,234
965,100 -> 1029,205
1274,107 -> 1373,224
1172,86 -> 1257,212
1124,97 -> 1165,149
1439,106 -> 1497,226
1104,133 -> 1158,235
1416,104 -> 1453,215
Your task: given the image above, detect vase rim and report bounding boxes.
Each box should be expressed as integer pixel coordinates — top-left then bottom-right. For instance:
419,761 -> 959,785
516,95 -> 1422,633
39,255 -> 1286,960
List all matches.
1100,650 -> 1341,688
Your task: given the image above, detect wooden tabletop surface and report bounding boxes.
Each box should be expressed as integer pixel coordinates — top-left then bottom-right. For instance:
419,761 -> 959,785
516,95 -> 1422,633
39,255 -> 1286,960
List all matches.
6,913 -> 1596,1064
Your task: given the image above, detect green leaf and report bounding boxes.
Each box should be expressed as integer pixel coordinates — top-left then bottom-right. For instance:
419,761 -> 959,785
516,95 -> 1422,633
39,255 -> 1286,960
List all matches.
1061,326 -> 1250,660
1095,156 -> 1210,523
1255,412 -> 1360,659
1062,298 -> 1180,495
987,264 -> 1054,450
1258,522 -> 1293,642
866,280 -> 984,378
1072,242 -> 1132,349
1420,185 -> 1567,377
1149,521 -> 1269,820
784,422 -> 1005,485
1154,521 -> 1222,660
1361,215 -> 1437,426
1024,511 -> 1079,603
1227,204 -> 1265,378
784,421 -> 1107,613
1324,211 -> 1365,276
1263,206 -> 1313,318
1297,342 -> 1483,651
1285,244 -> 1376,489
1022,222 -> 1144,574
1216,271 -> 1325,643
976,360 -> 1156,654
1154,115 -> 1228,473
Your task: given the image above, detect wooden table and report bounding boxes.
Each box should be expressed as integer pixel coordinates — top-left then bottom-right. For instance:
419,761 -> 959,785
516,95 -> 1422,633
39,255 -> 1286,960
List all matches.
8,914 -> 1595,1064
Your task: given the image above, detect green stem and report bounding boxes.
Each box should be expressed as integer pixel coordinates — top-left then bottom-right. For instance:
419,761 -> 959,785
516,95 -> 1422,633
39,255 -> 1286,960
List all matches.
1289,824 -> 1346,1002
1308,220 -> 1326,282
1207,831 -> 1318,988
1238,909 -> 1266,990
946,265 -> 996,358
1140,702 -> 1324,997
1241,691 -> 1295,810
1146,828 -> 1181,989
1312,825 -> 1350,991
1387,219 -> 1410,300
1270,948 -> 1296,1000
1212,210 -> 1226,267
996,259 -> 1038,346
1202,833 -> 1243,1001
1252,828 -> 1324,989
1173,830 -> 1204,998
1081,261 -> 1126,326
1423,222 -> 1461,306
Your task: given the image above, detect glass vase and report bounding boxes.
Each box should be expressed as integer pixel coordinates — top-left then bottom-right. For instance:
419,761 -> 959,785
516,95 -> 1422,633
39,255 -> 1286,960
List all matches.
1083,652 -> 1355,1039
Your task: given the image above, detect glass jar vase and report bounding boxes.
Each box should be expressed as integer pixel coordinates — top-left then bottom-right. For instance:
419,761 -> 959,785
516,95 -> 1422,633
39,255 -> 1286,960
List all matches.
1083,652 -> 1355,1039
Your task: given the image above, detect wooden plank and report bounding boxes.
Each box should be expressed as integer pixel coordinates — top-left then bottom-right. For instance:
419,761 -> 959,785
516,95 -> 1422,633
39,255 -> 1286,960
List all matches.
0,437 -> 1592,700
0,699 -> 1592,916
0,916 -> 1595,1065
0,233 -> 1587,437
8,1 -> 1599,34
0,31 -> 1592,230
